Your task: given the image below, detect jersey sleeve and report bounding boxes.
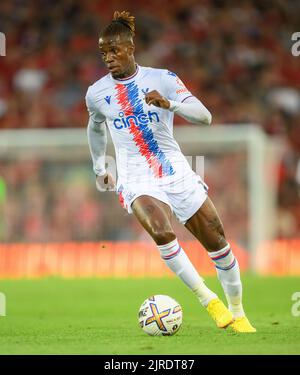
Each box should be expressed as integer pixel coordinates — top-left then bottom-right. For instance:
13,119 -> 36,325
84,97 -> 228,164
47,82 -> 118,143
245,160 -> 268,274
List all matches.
85,87 -> 106,124
161,70 -> 193,103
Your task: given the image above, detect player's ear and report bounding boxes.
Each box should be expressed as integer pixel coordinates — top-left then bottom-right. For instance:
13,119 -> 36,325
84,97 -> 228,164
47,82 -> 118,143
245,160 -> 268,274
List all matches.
127,43 -> 135,56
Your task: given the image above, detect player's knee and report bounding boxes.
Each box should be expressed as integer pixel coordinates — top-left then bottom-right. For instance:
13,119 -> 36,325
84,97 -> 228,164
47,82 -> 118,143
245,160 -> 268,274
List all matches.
207,217 -> 227,251
211,234 -> 227,252
216,229 -> 227,249
151,227 -> 176,245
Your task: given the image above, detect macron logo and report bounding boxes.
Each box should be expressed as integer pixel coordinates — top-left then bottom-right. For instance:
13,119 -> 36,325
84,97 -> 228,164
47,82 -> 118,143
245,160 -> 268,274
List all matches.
142,88 -> 149,94
105,96 -> 111,104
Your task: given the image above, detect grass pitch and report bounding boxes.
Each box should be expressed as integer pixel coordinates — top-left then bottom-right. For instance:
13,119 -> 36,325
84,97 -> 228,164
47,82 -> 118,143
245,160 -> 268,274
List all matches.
0,276 -> 299,354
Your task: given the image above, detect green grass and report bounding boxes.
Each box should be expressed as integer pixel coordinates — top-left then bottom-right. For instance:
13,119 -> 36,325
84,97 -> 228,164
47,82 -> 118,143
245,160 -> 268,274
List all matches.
0,276 -> 300,354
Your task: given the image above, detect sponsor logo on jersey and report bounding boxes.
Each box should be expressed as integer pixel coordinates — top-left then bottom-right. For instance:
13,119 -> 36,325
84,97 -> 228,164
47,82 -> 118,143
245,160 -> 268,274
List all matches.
175,77 -> 189,94
176,87 -> 189,94
113,110 -> 159,130
167,71 -> 189,94
114,81 -> 175,178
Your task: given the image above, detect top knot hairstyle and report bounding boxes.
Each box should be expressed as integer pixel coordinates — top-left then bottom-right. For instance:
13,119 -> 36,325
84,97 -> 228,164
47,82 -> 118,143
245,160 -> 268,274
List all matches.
100,11 -> 135,41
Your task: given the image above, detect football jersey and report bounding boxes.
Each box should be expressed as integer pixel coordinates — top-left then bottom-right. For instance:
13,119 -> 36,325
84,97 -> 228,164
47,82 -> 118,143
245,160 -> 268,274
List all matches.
85,65 -> 195,186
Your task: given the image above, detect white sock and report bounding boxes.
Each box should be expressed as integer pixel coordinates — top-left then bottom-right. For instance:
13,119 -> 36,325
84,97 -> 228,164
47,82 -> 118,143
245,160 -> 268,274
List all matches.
208,243 -> 245,318
158,239 -> 217,307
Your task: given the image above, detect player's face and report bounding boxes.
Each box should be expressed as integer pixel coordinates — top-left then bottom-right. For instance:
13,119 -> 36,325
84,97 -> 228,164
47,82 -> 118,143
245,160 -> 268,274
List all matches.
99,35 -> 135,79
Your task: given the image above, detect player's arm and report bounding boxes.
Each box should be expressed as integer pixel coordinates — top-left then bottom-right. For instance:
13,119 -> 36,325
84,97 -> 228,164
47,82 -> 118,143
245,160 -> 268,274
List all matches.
145,71 -> 212,126
85,89 -> 115,191
87,117 -> 107,177
169,96 -> 212,125
145,92 -> 211,126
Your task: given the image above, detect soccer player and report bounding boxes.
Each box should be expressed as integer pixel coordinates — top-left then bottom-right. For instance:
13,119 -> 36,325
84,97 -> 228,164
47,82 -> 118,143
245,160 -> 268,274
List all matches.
86,11 -> 256,333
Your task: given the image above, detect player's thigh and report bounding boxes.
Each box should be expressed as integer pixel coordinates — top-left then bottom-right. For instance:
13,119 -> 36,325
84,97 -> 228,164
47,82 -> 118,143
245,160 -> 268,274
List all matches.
131,195 -> 175,244
184,196 -> 227,252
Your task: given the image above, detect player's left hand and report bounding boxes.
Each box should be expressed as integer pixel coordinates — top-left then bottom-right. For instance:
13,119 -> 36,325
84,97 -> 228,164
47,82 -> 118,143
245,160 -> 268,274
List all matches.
144,90 -> 170,109
96,172 -> 116,192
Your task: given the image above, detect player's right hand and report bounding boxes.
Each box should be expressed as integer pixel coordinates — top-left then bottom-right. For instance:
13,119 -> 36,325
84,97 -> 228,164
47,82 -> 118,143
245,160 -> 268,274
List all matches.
144,90 -> 170,109
96,172 -> 116,192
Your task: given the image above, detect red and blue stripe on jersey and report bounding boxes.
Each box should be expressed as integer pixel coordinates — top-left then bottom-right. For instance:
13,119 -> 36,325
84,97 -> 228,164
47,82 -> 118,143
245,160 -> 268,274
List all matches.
115,81 -> 175,178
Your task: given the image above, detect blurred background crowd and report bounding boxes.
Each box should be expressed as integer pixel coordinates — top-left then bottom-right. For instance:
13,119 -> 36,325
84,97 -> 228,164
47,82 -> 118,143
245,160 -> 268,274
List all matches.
0,152 -> 248,243
0,0 -> 299,242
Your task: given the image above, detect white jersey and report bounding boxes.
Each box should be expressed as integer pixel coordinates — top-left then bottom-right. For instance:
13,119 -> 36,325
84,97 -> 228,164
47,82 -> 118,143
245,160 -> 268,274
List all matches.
85,65 -> 195,187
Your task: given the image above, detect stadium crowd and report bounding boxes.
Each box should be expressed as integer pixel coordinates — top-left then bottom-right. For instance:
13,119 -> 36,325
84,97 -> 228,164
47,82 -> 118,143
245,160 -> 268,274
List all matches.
0,0 -> 299,241
0,154 -> 248,243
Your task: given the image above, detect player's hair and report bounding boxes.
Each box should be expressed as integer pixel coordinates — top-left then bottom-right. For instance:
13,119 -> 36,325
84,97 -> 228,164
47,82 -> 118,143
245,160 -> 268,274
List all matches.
100,11 -> 135,41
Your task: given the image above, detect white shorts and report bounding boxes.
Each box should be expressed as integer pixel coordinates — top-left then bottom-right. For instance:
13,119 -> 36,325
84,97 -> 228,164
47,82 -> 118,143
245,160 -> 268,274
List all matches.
116,173 -> 208,224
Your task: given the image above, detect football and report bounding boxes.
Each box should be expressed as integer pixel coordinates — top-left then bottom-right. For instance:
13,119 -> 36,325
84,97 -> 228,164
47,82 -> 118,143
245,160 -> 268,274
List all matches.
138,295 -> 183,336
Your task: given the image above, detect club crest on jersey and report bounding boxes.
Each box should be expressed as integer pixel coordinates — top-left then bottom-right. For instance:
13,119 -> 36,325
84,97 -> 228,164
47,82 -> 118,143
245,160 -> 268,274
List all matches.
104,96 -> 111,104
113,110 -> 159,130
